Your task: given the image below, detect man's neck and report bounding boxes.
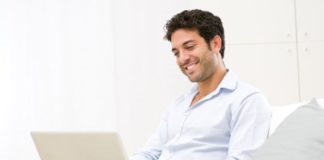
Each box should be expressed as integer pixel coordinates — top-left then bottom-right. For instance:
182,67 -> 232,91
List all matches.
191,67 -> 227,105
199,68 -> 227,96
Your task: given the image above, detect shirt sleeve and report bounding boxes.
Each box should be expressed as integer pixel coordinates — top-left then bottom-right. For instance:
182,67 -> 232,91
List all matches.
129,111 -> 169,160
227,93 -> 272,160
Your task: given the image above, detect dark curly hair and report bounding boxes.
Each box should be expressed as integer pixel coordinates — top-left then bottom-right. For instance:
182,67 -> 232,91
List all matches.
164,9 -> 225,58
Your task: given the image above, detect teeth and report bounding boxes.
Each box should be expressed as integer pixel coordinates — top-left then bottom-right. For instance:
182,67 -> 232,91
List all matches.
185,64 -> 195,70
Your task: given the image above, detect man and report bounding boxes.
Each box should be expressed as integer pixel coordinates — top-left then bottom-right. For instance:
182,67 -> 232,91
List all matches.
130,9 -> 271,160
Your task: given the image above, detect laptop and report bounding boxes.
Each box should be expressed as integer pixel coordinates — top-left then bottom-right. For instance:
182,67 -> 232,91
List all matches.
31,132 -> 128,160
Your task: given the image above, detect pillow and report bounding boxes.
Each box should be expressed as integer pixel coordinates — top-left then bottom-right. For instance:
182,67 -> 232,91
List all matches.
253,99 -> 324,160
270,98 -> 324,135
270,102 -> 306,135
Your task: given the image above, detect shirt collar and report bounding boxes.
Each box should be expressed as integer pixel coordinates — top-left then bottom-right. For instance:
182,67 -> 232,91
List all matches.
186,69 -> 238,98
182,69 -> 239,110
217,69 -> 238,91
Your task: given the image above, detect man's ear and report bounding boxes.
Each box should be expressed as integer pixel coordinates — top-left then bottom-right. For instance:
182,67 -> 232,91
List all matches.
210,35 -> 222,53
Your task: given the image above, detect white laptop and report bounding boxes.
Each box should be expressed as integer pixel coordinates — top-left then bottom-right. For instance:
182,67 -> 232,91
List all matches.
31,132 -> 127,160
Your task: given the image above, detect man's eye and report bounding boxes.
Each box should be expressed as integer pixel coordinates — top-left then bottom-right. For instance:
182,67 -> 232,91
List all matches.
186,45 -> 194,50
173,52 -> 179,57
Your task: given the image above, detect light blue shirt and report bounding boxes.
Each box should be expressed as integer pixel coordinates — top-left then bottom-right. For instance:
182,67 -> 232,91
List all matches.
130,70 -> 272,160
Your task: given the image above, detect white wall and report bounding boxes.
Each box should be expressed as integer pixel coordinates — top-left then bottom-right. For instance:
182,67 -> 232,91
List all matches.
295,0 -> 324,101
0,0 -> 116,159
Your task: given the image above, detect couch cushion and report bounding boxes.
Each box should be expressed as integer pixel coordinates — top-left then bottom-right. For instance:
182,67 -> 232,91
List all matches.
270,98 -> 324,135
253,99 -> 324,160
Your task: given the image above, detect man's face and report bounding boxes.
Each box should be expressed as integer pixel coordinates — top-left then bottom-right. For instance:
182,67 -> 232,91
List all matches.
171,29 -> 219,82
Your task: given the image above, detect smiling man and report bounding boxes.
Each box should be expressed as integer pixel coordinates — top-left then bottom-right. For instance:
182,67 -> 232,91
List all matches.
129,9 -> 271,160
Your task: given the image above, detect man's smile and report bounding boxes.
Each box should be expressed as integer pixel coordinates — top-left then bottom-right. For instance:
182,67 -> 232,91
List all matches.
182,60 -> 199,74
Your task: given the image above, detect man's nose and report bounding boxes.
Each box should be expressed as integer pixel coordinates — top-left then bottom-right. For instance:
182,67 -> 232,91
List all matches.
178,51 -> 190,65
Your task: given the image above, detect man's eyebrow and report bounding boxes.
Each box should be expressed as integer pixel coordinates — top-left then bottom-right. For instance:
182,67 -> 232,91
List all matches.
183,40 -> 194,46
171,40 -> 195,52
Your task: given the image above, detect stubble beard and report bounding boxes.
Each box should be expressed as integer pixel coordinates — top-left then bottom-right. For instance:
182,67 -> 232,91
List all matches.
182,54 -> 215,83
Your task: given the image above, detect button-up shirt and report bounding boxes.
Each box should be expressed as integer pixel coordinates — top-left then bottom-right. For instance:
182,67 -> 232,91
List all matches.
130,70 -> 272,160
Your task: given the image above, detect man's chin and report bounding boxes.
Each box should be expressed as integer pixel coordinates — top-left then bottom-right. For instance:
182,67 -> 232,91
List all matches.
182,71 -> 202,82
187,75 -> 200,82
